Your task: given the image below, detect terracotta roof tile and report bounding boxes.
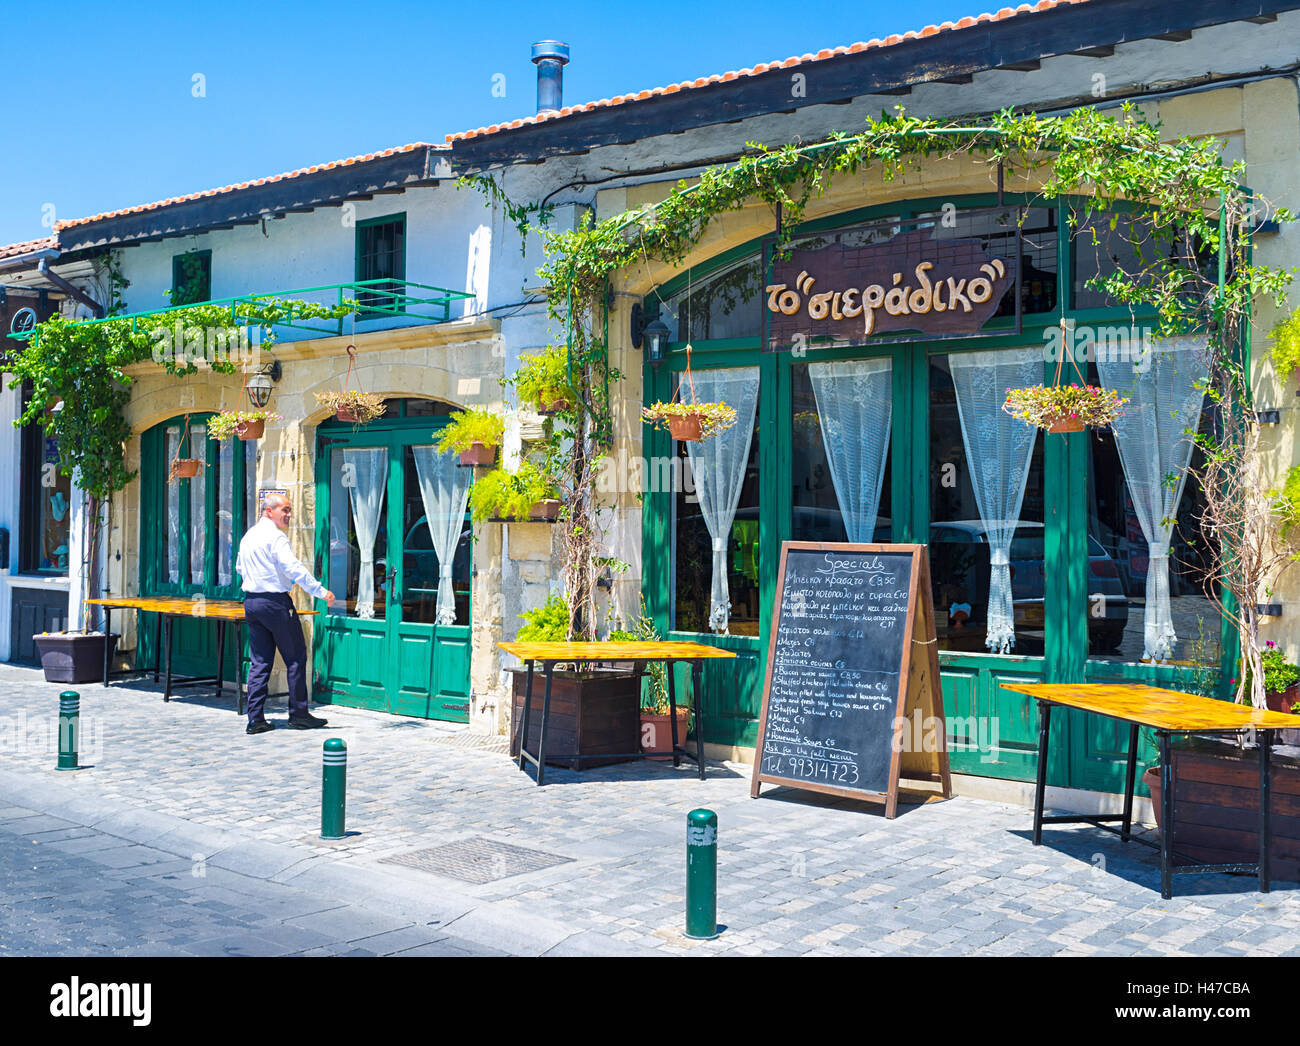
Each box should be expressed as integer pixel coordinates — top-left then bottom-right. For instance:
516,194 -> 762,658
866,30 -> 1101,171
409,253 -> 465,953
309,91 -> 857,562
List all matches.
445,0 -> 1098,145
54,141 -> 446,232
0,235 -> 57,262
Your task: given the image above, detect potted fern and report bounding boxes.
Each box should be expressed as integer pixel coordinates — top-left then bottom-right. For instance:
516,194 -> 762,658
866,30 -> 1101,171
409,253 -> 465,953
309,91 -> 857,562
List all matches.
437,408 -> 505,467
207,409 -> 281,442
468,461 -> 561,523
514,345 -> 576,414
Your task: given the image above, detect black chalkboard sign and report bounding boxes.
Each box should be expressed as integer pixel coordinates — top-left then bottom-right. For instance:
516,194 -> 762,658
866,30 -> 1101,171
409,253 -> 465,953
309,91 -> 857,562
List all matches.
751,542 -> 951,816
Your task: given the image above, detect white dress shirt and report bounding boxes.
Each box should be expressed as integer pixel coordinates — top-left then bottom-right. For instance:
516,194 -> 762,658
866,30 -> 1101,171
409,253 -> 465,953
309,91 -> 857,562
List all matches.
236,516 -> 329,599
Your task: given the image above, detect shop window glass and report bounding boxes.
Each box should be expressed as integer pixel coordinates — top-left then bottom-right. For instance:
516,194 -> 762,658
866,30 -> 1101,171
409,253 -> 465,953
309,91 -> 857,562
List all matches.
790,360 -> 892,543
216,438 -> 235,586
915,206 -> 1057,316
327,450 -> 388,620
672,374 -> 760,636
402,447 -> 471,626
1071,209 -> 1214,312
929,352 -> 1045,655
1086,346 -> 1218,664
659,253 -> 763,342
22,413 -> 71,574
356,215 -> 406,311
245,441 -> 258,548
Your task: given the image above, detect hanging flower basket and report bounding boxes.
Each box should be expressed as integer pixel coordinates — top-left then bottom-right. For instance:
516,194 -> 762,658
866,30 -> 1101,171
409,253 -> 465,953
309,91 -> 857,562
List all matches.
315,389 -> 386,426
207,410 -> 281,442
169,459 -> 201,481
1003,384 -> 1127,432
642,402 -> 737,442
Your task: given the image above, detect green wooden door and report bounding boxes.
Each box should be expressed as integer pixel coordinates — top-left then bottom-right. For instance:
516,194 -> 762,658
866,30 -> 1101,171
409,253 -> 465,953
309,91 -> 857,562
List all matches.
313,420 -> 472,722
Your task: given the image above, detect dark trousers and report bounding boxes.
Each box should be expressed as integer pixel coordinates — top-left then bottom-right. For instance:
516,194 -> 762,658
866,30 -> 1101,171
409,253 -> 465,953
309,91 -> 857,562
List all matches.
244,592 -> 310,722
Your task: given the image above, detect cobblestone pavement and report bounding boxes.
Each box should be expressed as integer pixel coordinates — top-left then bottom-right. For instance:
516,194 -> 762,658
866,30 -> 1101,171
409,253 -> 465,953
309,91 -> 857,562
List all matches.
2,665 -> 1298,956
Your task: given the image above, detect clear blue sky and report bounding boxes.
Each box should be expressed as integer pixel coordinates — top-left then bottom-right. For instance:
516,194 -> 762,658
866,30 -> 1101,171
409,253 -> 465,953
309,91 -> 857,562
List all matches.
0,0 -> 984,246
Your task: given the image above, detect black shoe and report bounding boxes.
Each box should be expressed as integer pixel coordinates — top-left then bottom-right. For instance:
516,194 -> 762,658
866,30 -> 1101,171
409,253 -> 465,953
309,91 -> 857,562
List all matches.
246,719 -> 275,735
287,714 -> 328,729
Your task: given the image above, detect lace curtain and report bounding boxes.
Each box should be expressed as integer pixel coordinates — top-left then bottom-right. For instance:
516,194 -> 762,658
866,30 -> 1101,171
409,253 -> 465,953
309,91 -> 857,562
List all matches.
187,422 -> 205,585
342,448 -> 388,619
948,349 -> 1042,653
1098,336 -> 1207,661
684,366 -> 759,633
809,359 -> 892,543
166,427 -> 180,584
411,445 -> 471,625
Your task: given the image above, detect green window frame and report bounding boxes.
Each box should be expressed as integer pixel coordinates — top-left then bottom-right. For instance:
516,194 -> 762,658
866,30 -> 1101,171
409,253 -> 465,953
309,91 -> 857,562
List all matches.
140,414 -> 257,600
355,213 -> 406,313
640,192 -> 1240,780
170,250 -> 212,306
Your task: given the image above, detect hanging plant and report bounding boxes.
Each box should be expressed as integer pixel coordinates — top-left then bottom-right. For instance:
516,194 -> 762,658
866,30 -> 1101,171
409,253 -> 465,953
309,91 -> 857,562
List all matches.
168,415 -> 202,482
206,409 -> 281,442
314,344 -> 386,424
641,344 -> 738,441
437,408 -> 505,467
793,410 -> 821,435
468,460 -> 561,524
1003,384 -> 1127,432
513,345 -> 576,413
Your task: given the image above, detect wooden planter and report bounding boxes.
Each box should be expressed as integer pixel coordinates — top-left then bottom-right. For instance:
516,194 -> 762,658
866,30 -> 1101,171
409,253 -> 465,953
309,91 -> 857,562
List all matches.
639,709 -> 691,761
509,667 -> 643,769
529,499 -> 562,521
235,418 -> 264,440
170,459 -> 201,479
668,413 -> 704,442
33,632 -> 120,684
458,442 -> 497,467
1144,736 -> 1300,880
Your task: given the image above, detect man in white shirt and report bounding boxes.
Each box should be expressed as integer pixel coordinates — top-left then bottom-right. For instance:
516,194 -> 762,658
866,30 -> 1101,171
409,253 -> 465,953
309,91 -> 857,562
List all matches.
236,493 -> 335,735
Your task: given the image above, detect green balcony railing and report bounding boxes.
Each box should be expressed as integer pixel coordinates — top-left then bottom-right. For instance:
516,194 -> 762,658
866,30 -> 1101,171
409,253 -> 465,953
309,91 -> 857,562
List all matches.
6,279 -> 478,344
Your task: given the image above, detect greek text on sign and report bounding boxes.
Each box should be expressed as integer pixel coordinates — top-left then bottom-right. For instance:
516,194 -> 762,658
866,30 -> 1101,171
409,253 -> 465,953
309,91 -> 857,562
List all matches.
766,227 -> 1016,348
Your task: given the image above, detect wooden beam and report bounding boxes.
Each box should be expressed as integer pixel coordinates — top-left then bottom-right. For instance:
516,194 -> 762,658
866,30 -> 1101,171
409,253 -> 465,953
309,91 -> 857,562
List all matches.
1154,28 -> 1193,40
879,85 -> 913,95
1074,45 -> 1115,57
937,73 -> 974,84
1000,60 -> 1041,71
1246,13 -> 1278,22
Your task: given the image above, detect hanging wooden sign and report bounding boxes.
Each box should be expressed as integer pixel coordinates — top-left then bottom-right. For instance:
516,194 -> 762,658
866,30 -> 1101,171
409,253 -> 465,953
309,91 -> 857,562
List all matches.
765,226 -> 1018,351
751,542 -> 952,817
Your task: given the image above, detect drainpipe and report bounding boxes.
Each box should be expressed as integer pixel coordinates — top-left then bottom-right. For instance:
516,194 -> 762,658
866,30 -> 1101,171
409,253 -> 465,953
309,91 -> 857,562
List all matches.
36,258 -> 104,318
531,41 -> 570,115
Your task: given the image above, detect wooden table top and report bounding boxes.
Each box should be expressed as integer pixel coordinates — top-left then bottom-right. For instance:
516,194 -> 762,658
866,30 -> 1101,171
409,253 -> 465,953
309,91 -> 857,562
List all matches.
498,641 -> 738,662
85,597 -> 319,619
999,682 -> 1300,732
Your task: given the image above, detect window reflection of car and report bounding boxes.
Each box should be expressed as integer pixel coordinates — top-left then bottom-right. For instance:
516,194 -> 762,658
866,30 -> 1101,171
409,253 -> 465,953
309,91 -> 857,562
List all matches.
402,516 -> 472,593
929,520 -> 1128,653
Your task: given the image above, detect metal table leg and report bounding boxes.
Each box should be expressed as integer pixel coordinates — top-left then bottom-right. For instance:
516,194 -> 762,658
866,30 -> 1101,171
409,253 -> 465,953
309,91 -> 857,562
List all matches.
102,607 -> 113,689
1260,729 -> 1273,894
236,621 -> 247,717
667,658 -> 681,769
1159,730 -> 1173,900
518,659 -> 534,772
163,616 -> 174,703
535,662 -> 554,786
153,613 -> 162,683
1121,722 -> 1139,842
1032,701 -> 1052,846
692,659 -> 706,781
215,619 -> 227,706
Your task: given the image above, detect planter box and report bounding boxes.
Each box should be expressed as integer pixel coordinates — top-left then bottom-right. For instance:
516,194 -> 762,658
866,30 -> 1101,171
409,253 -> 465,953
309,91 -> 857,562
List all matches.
1145,736 -> 1300,881
33,632 -> 120,684
509,667 -> 642,770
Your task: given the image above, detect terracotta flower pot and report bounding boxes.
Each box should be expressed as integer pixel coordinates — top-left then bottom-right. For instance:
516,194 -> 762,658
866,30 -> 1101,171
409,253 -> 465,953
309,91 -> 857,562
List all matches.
1143,766 -> 1162,828
1265,684 -> 1300,745
538,398 -> 571,415
458,442 -> 497,467
336,409 -> 360,423
1046,415 -> 1085,434
235,418 -> 265,440
171,459 -> 201,479
529,499 -> 562,521
639,709 -> 691,761
667,412 -> 704,442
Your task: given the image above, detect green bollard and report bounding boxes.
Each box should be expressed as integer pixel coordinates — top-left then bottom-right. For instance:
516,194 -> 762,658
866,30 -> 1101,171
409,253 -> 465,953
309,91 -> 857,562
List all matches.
56,691 -> 79,772
685,808 -> 719,940
321,738 -> 347,840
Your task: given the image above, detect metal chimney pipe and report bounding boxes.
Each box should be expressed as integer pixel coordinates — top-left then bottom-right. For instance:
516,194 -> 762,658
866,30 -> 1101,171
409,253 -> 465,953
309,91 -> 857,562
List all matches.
531,41 -> 570,115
